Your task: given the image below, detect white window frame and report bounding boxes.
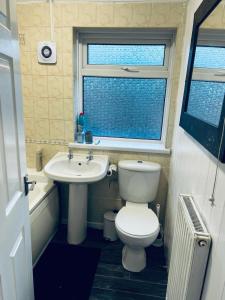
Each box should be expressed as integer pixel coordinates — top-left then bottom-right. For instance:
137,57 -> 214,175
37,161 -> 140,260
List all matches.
75,30 -> 175,152
193,30 -> 225,82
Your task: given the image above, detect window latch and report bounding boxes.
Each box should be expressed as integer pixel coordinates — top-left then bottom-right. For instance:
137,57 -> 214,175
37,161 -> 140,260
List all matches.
121,67 -> 139,73
215,72 -> 225,76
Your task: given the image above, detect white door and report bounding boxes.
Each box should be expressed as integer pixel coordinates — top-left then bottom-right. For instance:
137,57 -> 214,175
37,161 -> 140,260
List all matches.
0,0 -> 34,299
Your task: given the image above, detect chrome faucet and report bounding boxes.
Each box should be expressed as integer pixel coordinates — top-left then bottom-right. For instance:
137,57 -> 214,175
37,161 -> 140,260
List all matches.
86,150 -> 93,163
68,147 -> 73,160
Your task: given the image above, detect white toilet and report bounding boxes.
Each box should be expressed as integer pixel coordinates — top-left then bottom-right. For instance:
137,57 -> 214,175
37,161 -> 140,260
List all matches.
115,160 -> 161,272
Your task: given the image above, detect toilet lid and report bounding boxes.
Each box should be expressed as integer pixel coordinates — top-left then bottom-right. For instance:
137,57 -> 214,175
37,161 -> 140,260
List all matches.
115,207 -> 159,237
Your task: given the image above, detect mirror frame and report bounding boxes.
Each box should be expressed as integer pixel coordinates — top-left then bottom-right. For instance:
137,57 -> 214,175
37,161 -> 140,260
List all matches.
179,0 -> 225,162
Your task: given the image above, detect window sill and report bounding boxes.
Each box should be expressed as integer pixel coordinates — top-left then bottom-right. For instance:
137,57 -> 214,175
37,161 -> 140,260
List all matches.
69,140 -> 171,155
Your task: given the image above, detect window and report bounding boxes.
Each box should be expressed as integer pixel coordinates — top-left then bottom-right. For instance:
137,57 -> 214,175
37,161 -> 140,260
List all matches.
77,31 -> 174,143
187,33 -> 225,127
180,3 -> 225,162
87,44 -> 166,66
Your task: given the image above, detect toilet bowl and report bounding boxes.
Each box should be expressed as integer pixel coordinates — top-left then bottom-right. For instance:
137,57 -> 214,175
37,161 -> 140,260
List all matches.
115,203 -> 159,272
116,160 -> 161,272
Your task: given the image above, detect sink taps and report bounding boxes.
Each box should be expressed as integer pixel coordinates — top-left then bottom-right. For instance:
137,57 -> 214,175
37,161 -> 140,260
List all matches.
68,147 -> 73,160
86,150 -> 93,163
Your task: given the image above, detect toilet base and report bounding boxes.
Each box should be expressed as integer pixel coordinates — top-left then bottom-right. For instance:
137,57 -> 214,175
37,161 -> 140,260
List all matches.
122,245 -> 146,272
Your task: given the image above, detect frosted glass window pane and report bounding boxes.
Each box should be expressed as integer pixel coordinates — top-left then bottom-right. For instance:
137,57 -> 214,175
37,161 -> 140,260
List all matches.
88,44 -> 165,66
83,77 -> 167,140
187,80 -> 225,126
194,46 -> 225,69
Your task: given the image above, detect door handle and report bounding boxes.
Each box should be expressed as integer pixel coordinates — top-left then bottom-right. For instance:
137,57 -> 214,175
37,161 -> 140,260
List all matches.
24,175 -> 36,196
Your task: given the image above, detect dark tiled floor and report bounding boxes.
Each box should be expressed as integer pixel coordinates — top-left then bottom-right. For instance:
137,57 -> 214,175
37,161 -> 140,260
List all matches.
34,243 -> 100,300
53,226 -> 168,300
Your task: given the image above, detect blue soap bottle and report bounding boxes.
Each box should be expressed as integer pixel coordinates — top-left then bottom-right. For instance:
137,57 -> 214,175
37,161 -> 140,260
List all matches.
77,112 -> 85,143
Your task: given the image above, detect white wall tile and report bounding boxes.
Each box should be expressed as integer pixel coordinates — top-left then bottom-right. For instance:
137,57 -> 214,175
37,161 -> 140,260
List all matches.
165,1 -> 225,299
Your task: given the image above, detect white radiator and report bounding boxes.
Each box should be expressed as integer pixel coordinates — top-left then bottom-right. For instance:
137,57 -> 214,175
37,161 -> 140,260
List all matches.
166,194 -> 211,300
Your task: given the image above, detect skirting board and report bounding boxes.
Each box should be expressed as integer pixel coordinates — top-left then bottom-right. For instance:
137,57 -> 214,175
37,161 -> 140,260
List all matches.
61,218 -> 103,230
87,222 -> 103,230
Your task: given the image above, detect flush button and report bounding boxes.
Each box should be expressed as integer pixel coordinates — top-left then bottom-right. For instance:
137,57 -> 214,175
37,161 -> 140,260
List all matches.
137,160 -> 143,163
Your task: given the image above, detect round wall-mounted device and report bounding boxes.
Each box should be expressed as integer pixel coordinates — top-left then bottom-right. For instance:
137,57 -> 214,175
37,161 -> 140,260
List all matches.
38,41 -> 57,64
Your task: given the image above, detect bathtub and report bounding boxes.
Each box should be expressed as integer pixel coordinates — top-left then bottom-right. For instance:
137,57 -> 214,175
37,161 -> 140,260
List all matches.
28,168 -> 59,266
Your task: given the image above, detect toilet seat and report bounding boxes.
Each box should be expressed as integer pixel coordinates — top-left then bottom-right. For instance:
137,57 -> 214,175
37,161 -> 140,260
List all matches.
115,207 -> 159,238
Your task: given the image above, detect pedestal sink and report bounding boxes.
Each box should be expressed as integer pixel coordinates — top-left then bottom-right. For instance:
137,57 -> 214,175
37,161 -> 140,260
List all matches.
44,152 -> 109,244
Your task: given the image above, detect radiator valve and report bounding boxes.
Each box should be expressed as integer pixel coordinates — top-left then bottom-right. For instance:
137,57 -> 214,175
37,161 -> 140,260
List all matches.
198,240 -> 207,247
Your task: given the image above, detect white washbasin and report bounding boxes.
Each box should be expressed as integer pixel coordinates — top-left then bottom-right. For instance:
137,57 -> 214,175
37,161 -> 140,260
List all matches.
44,151 -> 110,245
44,152 -> 109,183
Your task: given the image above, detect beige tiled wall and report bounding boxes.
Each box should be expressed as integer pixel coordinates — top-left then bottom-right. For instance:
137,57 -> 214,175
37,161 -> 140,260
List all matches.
16,1 -> 186,225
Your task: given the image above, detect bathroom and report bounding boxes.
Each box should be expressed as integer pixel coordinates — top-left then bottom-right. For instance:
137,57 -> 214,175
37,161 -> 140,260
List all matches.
1,0 -> 225,299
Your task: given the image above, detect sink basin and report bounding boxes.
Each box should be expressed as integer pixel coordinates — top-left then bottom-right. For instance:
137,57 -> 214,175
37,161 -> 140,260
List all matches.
44,153 -> 109,183
44,152 -> 109,245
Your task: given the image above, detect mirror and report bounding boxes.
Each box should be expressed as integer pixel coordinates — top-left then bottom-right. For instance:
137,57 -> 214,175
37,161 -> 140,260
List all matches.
180,0 -> 225,162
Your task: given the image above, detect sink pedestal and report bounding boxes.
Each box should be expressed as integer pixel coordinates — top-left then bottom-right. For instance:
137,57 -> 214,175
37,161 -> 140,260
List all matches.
44,153 -> 109,245
67,183 -> 87,245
